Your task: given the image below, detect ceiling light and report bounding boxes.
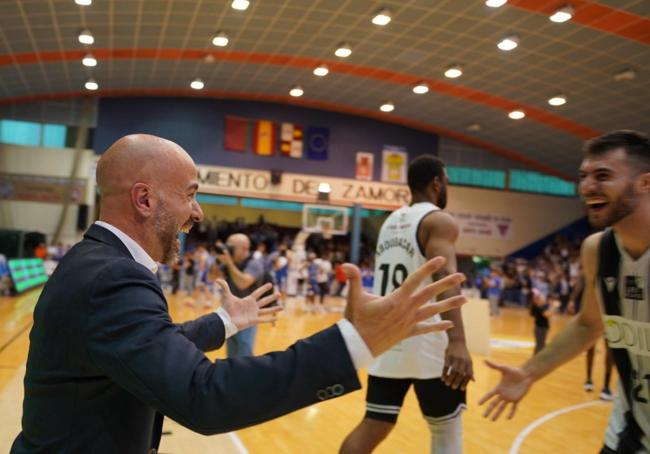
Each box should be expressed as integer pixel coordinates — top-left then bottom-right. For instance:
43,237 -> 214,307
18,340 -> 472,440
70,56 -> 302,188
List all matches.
485,0 -> 507,7
508,109 -> 525,120
212,31 -> 229,47
313,65 -> 329,77
550,5 -> 573,23
82,53 -> 97,67
190,78 -> 204,90
78,28 -> 94,45
613,68 -> 637,81
380,101 -> 395,112
334,43 -> 352,58
371,8 -> 391,26
467,123 -> 481,132
444,65 -> 463,78
548,94 -> 567,106
74,0 -> 92,5
289,86 -> 304,97
231,0 -> 250,11
497,35 -> 519,51
84,78 -> 98,91
412,82 -> 429,94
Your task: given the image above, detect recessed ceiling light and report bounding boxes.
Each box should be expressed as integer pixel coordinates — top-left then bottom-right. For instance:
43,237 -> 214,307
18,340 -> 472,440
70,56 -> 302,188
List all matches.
84,78 -> 98,91
74,0 -> 92,5
78,28 -> 94,45
190,78 -> 204,90
372,8 -> 391,26
412,82 -> 429,94
313,64 -> 329,77
467,123 -> 481,132
212,31 -> 229,47
82,53 -> 97,67
550,5 -> 573,23
613,68 -> 636,81
548,94 -> 567,106
485,0 -> 507,7
508,109 -> 525,120
497,35 -> 519,51
231,0 -> 250,11
444,65 -> 463,79
289,86 -> 304,97
334,43 -> 352,58
380,101 -> 395,112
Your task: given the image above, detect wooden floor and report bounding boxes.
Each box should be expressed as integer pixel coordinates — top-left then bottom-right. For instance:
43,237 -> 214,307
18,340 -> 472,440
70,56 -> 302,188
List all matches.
0,288 -> 614,453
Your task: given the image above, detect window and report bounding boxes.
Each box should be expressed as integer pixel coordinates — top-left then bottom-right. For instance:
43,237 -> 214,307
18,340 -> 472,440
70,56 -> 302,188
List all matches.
0,119 -> 67,148
447,166 -> 506,189
509,170 -> 576,196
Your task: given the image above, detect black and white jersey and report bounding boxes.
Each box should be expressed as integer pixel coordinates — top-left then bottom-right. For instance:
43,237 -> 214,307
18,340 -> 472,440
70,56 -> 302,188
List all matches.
599,229 -> 650,453
367,202 -> 449,379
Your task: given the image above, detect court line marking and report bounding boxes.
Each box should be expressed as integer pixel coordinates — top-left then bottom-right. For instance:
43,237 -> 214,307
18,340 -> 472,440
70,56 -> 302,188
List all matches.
509,400 -> 607,454
228,432 -> 250,454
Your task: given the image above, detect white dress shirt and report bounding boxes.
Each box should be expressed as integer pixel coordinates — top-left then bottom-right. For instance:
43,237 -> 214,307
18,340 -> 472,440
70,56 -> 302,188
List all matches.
93,221 -> 373,369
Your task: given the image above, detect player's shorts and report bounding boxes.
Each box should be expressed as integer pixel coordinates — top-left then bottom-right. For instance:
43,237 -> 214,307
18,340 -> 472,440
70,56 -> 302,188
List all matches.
365,375 -> 466,424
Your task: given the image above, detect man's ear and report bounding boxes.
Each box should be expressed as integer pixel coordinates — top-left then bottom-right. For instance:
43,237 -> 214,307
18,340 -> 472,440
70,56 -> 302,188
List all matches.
638,172 -> 650,195
131,182 -> 154,218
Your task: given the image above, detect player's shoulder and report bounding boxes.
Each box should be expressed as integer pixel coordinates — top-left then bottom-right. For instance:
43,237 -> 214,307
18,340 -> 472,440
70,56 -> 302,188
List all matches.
581,231 -> 604,277
421,209 -> 458,233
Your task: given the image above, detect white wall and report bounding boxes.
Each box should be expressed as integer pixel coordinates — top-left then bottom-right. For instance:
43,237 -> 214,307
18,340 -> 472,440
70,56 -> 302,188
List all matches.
447,185 -> 584,257
0,143 -> 96,245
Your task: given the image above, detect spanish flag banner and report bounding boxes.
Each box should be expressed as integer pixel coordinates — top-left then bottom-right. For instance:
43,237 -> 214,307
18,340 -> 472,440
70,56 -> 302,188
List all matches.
253,120 -> 276,156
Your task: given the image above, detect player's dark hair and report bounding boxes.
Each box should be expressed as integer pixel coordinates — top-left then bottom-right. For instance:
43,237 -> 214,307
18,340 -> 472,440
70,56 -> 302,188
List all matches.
408,155 -> 446,194
583,130 -> 650,173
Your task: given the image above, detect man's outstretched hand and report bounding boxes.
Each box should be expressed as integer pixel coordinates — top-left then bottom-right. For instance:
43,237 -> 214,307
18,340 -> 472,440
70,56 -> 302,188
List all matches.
216,281 -> 283,332
342,257 -> 467,357
478,360 -> 534,421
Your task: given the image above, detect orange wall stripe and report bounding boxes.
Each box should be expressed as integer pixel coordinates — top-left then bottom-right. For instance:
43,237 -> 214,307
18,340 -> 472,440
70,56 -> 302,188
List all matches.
509,0 -> 650,45
1,48 -> 601,140
0,88 -> 576,181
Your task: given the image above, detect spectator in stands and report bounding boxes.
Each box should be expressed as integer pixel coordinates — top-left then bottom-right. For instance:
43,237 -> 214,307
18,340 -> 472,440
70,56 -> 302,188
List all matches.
486,269 -> 503,316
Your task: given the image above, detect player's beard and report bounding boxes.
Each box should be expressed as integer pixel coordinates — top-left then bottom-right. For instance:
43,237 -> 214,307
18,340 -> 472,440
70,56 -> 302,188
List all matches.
588,182 -> 638,229
438,183 -> 448,209
153,201 -> 181,264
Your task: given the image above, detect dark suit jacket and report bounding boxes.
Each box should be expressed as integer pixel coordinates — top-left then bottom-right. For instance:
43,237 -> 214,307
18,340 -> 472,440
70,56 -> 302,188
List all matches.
12,224 -> 360,453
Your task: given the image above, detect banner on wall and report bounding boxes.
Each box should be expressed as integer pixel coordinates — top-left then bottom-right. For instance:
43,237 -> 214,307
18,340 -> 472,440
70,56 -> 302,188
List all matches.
280,123 -> 304,158
253,120 -> 276,156
381,145 -> 408,183
224,116 -> 248,152
449,211 -> 513,239
0,173 -> 86,204
305,126 -> 329,160
355,152 -> 374,181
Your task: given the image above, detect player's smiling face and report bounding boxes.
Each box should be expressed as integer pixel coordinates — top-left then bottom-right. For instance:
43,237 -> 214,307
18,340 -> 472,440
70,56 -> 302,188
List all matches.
579,148 -> 639,229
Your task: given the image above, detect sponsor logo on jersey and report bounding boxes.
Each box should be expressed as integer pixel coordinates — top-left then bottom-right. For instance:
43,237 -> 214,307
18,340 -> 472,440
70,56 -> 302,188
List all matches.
604,277 -> 617,293
625,275 -> 644,301
604,315 -> 650,357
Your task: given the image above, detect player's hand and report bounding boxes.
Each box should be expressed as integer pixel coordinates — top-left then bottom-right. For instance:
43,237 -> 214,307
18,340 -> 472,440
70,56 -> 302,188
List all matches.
478,360 -> 533,421
442,341 -> 474,391
343,257 -> 467,357
215,281 -> 283,331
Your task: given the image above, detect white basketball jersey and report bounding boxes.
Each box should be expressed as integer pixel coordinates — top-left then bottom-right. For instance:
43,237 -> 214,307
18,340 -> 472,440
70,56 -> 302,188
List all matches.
600,232 -> 650,452
367,202 -> 448,379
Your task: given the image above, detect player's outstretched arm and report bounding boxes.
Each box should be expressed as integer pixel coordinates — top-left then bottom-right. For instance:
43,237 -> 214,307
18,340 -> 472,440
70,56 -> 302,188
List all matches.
479,233 -> 605,421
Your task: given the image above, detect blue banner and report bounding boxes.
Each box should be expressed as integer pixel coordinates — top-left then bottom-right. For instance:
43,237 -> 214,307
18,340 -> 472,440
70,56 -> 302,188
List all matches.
306,126 -> 329,160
